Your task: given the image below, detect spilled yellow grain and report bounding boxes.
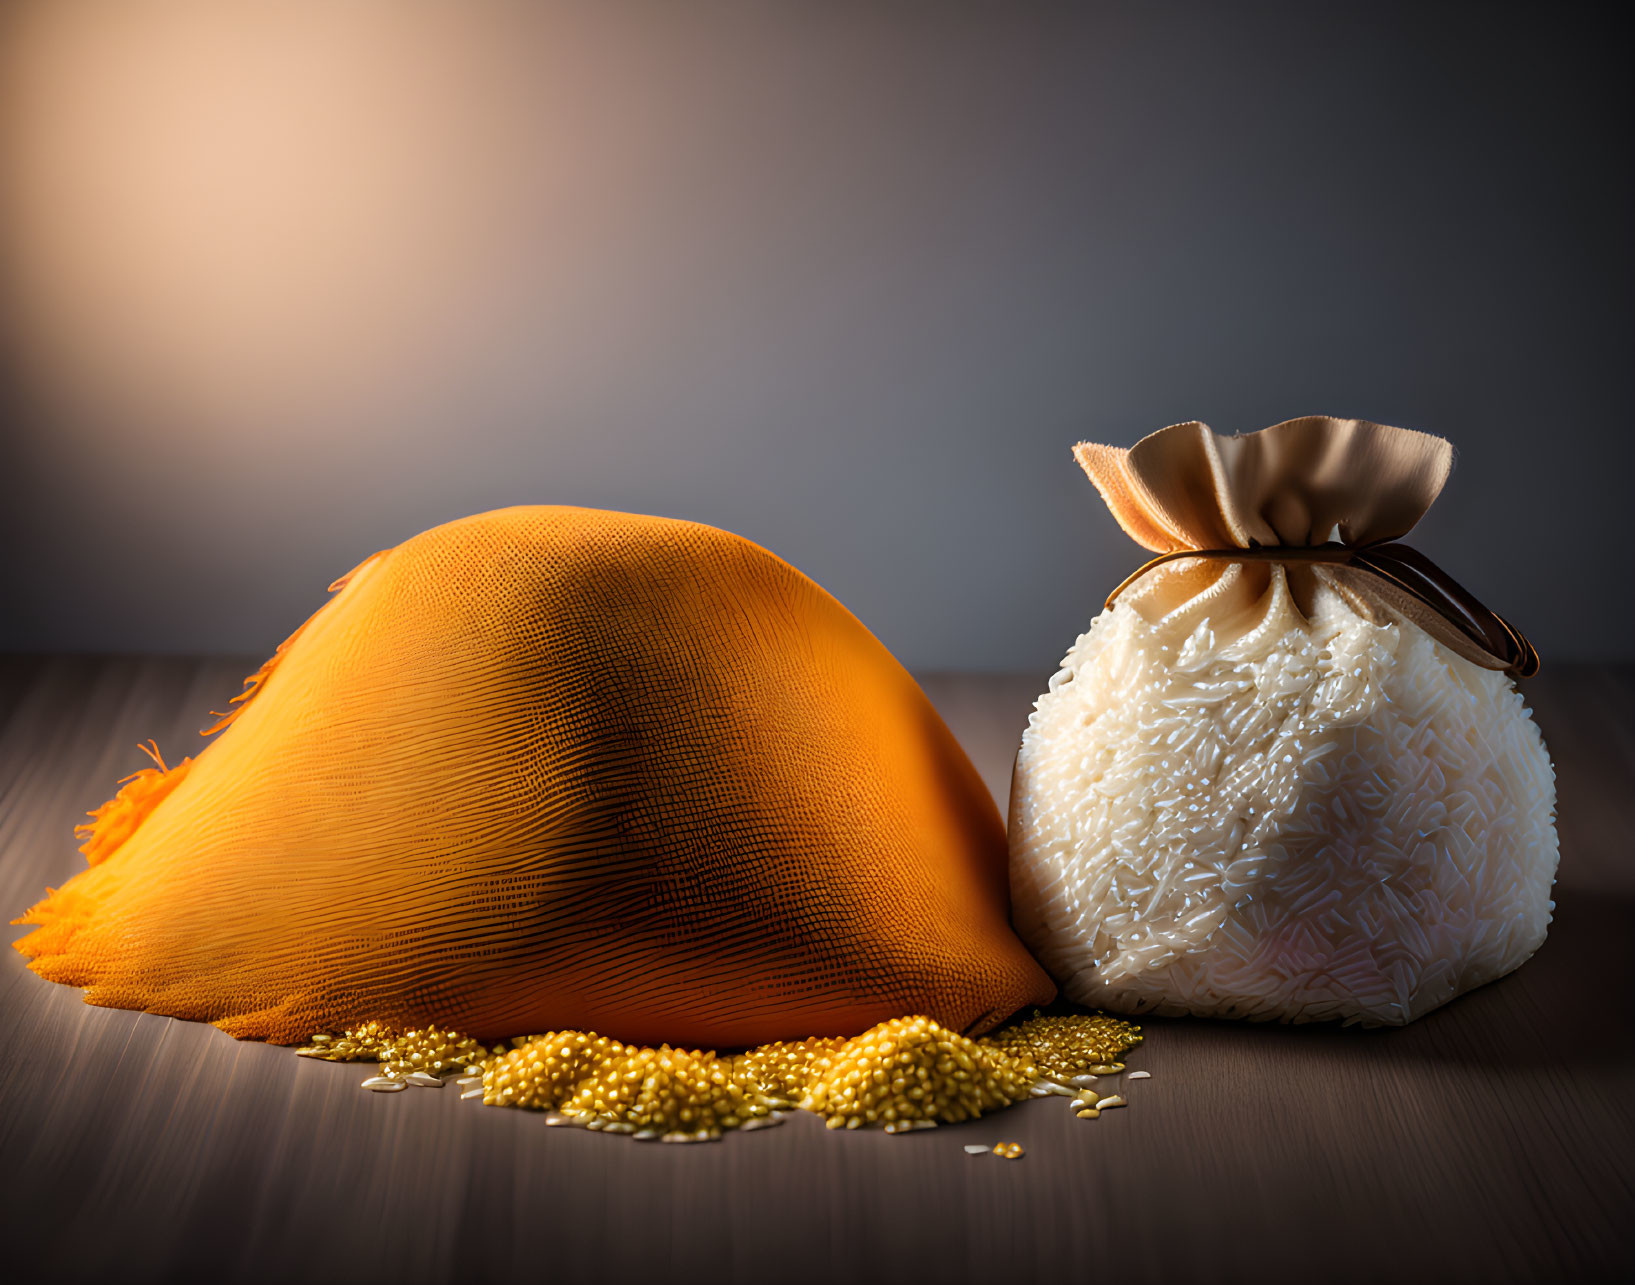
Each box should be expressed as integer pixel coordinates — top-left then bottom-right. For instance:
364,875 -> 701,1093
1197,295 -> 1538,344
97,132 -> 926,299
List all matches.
296,1010 -> 1142,1142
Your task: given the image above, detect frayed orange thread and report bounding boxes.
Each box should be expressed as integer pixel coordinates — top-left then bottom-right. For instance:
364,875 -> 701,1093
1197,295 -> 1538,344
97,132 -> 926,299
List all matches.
74,739 -> 194,866
201,652 -> 285,736
70,550 -> 390,870
201,549 -> 389,736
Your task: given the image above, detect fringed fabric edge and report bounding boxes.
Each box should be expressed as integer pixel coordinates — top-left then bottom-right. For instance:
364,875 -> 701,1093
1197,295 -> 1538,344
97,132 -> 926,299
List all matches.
70,739 -> 195,867
201,549 -> 389,735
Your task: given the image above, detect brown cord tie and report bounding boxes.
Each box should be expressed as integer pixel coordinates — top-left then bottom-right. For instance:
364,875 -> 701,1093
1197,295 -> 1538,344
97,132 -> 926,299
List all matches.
1105,541 -> 1539,679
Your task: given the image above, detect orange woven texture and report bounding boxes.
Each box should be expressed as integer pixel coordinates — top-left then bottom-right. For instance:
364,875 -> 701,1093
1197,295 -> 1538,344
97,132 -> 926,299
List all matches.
14,507 -> 1052,1046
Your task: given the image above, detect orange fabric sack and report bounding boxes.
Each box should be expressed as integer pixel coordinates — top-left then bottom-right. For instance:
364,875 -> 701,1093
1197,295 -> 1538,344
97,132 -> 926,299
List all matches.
15,507 -> 1052,1046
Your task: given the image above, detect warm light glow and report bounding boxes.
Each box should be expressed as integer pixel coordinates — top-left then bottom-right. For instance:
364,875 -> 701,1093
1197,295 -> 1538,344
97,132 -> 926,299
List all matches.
0,0 -> 1040,654
0,1 -> 601,444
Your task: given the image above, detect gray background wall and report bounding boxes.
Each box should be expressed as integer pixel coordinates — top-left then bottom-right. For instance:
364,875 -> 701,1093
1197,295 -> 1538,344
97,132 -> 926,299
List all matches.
1,0 -> 1628,670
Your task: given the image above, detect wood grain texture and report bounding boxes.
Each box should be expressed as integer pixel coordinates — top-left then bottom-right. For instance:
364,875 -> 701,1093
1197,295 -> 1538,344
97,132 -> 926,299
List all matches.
1,656 -> 1631,1285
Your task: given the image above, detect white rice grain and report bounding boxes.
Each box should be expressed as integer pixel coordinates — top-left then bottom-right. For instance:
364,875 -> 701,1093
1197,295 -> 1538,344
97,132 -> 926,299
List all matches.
1009,572 -> 1558,1026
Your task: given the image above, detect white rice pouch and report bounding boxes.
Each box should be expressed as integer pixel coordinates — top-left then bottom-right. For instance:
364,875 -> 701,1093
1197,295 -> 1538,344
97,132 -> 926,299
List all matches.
1009,417 -> 1557,1025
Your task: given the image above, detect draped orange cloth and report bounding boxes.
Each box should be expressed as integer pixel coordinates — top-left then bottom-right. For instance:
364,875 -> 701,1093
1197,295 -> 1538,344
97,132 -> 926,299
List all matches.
15,507 -> 1052,1045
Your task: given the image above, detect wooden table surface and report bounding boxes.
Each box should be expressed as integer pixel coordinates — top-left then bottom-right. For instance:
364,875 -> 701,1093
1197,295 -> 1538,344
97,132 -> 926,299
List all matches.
1,656 -> 1631,1284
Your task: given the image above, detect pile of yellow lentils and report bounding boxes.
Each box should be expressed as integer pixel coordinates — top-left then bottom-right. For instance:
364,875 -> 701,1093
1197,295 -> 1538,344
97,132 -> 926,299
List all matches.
296,1011 -> 1141,1143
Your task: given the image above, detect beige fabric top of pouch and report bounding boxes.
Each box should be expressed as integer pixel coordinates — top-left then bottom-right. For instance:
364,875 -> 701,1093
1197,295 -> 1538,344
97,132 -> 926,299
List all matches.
1074,416 -> 1530,674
